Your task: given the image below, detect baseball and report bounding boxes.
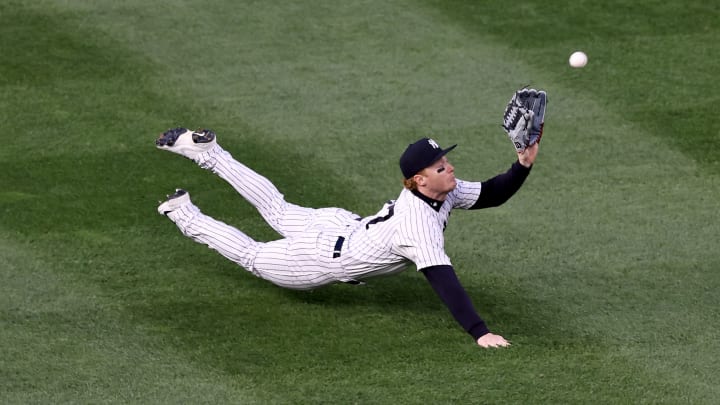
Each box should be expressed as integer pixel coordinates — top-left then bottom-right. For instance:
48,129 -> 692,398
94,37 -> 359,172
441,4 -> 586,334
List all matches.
569,51 -> 588,68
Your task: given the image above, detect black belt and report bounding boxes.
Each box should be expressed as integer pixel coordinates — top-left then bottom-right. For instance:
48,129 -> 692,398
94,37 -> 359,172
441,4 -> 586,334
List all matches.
333,236 -> 345,258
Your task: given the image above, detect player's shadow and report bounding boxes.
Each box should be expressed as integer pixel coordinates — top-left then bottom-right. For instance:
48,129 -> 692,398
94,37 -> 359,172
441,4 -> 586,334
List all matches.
278,272 -> 440,313
273,269 -> 557,339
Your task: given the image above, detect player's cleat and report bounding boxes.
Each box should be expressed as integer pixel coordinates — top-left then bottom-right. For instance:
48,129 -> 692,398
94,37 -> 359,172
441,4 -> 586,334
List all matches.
158,189 -> 192,215
155,127 -> 217,160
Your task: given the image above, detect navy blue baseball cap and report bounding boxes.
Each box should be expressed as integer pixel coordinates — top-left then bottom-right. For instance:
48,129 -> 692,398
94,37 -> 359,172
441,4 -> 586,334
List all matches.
399,138 -> 457,179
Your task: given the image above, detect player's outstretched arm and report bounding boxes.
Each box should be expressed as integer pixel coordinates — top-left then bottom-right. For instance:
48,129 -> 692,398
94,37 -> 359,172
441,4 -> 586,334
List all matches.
470,160 -> 532,209
421,265 -> 510,348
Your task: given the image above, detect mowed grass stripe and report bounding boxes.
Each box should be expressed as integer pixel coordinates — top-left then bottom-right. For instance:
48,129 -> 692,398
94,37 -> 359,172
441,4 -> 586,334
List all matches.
0,235 -> 274,403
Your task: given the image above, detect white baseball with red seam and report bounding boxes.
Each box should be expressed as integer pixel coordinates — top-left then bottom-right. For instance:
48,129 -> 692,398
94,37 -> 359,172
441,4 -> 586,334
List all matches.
569,51 -> 588,68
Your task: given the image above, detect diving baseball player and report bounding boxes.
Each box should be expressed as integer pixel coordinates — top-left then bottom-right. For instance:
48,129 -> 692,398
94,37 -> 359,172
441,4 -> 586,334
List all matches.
155,89 -> 545,348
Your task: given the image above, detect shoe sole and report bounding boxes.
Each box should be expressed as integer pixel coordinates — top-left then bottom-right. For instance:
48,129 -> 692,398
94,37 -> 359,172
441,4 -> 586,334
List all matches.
155,128 -> 217,159
158,189 -> 191,215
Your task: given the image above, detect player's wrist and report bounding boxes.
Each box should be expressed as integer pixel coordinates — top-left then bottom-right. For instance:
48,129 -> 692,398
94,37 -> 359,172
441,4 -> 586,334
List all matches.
514,158 -> 533,170
469,321 -> 490,340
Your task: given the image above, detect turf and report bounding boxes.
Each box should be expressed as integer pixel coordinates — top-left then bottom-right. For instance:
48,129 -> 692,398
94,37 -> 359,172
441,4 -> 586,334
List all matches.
1,0 -> 719,403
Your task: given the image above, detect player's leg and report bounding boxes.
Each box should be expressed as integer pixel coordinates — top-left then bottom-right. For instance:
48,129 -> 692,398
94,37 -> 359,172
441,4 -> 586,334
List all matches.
158,189 -> 340,290
196,149 -> 363,233
156,128 -> 314,238
158,189 -> 260,270
197,146 -> 316,236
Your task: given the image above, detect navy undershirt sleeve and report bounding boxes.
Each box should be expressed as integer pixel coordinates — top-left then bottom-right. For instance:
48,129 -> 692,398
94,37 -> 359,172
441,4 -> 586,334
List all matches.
471,160 -> 532,209
421,264 -> 490,340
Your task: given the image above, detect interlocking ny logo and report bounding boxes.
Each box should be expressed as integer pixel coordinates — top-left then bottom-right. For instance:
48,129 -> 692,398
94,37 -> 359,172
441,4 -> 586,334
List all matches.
428,139 -> 439,149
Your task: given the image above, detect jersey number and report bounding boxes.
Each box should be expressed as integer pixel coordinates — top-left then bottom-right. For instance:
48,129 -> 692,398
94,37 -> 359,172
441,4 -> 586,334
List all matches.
366,201 -> 395,229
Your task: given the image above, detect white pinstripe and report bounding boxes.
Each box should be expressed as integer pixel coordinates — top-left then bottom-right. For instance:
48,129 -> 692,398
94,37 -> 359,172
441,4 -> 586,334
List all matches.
165,145 -> 483,290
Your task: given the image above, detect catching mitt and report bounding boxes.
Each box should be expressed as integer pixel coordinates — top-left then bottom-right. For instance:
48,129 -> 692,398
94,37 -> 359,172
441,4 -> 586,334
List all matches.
502,87 -> 547,153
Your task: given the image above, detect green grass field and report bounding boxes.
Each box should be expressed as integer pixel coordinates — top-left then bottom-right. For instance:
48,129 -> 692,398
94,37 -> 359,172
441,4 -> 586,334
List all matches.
2,0 -> 719,403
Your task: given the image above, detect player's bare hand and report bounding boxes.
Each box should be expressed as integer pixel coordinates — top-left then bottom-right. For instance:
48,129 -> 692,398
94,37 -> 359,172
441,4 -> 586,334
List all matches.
476,333 -> 511,348
518,142 -> 539,168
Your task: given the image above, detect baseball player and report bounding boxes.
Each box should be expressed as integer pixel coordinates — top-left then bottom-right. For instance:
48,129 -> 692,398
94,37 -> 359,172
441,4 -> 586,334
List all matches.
156,108 -> 541,348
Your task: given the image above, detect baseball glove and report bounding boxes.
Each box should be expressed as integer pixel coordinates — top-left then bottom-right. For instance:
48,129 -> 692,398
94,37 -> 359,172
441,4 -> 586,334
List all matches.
502,87 -> 547,153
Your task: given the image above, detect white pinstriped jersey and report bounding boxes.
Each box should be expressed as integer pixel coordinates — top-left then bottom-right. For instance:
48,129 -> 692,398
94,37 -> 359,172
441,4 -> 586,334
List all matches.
341,179 -> 483,280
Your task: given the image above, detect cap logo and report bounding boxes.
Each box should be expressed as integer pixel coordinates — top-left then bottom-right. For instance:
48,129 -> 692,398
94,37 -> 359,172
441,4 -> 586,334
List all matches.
428,139 -> 439,149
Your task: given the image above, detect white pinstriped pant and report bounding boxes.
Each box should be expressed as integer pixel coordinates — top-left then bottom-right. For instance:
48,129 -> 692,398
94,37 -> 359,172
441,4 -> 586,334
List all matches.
166,145 -> 362,290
